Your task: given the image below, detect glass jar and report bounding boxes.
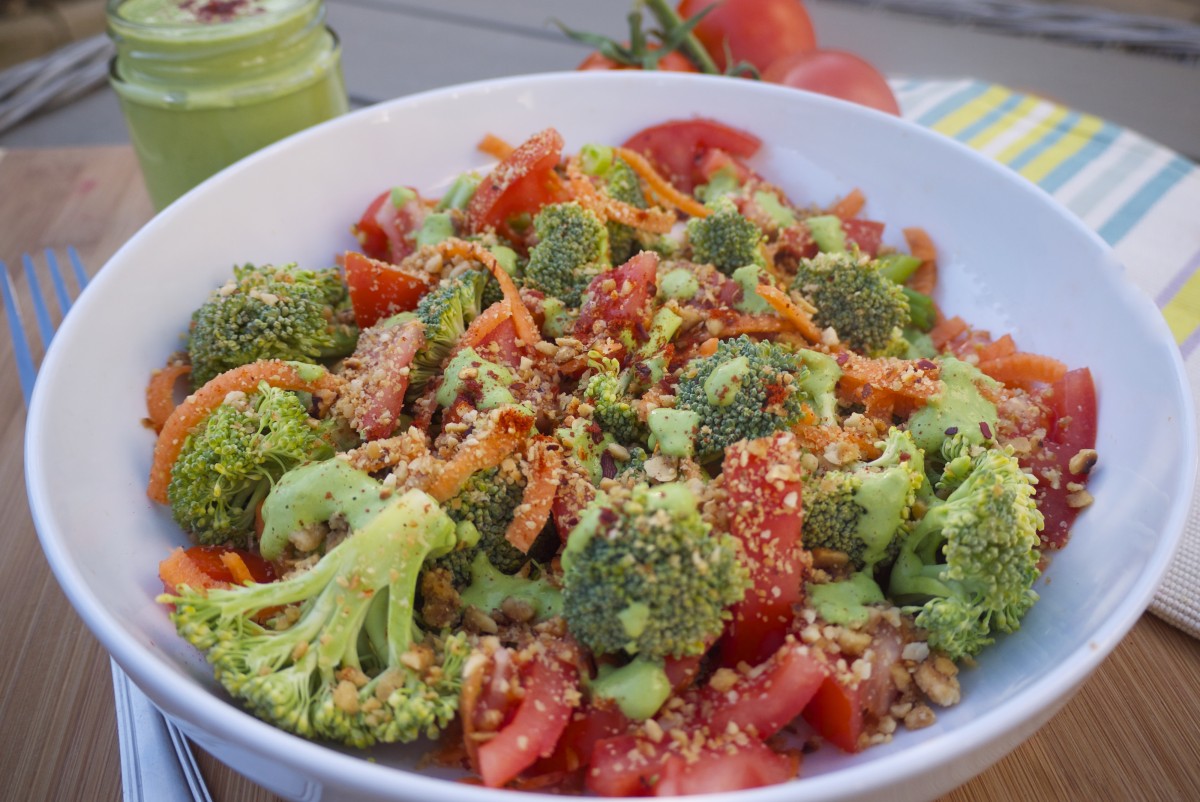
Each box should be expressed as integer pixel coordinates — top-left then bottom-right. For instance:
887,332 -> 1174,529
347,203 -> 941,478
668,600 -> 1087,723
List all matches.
107,0 -> 349,210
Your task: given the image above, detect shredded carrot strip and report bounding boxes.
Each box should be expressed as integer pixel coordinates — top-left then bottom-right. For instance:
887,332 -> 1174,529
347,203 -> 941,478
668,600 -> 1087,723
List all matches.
838,353 -> 942,401
792,422 -> 880,461
717,314 -> 787,338
615,146 -> 711,219
929,315 -> 968,351
145,362 -> 191,433
903,227 -> 939,296
830,188 -> 866,219
978,352 -> 1068,388
147,360 -> 342,504
424,407 -> 535,502
219,551 -> 254,585
504,437 -> 563,552
459,302 -> 512,350
565,157 -> 675,234
434,239 -> 540,345
477,133 -> 515,160
975,333 -> 1017,363
755,283 -> 823,343
698,337 -> 720,357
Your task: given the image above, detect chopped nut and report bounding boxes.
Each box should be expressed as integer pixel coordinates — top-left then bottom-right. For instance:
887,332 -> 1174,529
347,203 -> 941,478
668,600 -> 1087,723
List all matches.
904,704 -> 937,730
915,657 -> 961,707
1068,448 -> 1098,476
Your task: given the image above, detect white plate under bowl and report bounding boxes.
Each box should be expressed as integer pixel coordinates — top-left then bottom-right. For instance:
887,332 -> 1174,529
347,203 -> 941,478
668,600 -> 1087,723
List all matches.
27,72 -> 1194,801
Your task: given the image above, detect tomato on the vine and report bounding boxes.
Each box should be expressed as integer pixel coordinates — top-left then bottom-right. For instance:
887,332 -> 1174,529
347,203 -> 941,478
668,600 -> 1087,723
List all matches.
677,0 -> 816,73
578,44 -> 697,72
762,49 -> 900,115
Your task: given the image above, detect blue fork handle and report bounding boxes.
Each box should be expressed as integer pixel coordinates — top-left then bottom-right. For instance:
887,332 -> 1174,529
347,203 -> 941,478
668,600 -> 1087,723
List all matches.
0,260 -> 36,405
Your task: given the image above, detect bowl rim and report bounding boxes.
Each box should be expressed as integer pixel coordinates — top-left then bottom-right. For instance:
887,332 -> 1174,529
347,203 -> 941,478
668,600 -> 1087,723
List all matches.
27,70 -> 1198,800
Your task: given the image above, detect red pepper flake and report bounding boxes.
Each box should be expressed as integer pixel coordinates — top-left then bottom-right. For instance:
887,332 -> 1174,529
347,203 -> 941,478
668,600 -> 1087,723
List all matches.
979,420 -> 993,439
944,426 -> 958,436
916,359 -> 936,370
835,352 -> 850,366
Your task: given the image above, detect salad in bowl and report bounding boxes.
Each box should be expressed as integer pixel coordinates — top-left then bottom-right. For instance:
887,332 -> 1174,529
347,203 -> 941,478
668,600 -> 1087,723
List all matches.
147,119 -> 1094,794
26,73 -> 1189,802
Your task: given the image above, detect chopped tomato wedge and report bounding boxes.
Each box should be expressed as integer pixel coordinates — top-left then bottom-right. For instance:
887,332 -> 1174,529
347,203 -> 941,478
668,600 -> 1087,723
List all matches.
842,218 -> 885,257
344,319 -> 425,441
477,646 -> 581,788
575,251 -> 659,346
351,187 -> 427,264
654,739 -> 799,796
531,700 -> 631,778
342,251 -> 432,328
802,673 -> 865,753
466,128 -> 570,244
698,643 -> 826,738
622,119 -> 762,194
718,432 -> 809,667
1026,367 -> 1098,548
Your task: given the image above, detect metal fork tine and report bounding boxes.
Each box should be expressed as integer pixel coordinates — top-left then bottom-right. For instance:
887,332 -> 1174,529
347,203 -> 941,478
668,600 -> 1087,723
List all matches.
1,260 -> 36,405
21,252 -> 56,349
45,248 -> 74,316
68,245 -> 90,290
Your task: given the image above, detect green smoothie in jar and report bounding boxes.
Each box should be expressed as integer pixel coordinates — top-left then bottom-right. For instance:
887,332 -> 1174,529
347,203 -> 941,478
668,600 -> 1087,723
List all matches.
108,0 -> 348,210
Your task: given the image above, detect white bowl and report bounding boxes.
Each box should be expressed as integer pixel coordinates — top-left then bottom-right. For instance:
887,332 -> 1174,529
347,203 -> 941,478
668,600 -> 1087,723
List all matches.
28,72 -> 1194,801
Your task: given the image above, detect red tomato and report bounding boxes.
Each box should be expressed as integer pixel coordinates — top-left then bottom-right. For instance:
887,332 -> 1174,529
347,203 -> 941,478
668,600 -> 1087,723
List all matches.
466,128 -> 570,244
699,642 -> 826,738
678,0 -> 816,73
842,218 -> 885,257
654,739 -> 799,796
477,648 -> 581,788
345,319 -> 425,441
718,432 -> 809,667
1027,367 -> 1098,549
575,251 -> 659,345
532,700 -> 631,778
342,251 -> 432,329
622,118 -> 761,193
763,49 -> 901,115
578,44 -> 697,72
802,673 -> 864,753
351,188 -> 427,263
159,545 -> 275,595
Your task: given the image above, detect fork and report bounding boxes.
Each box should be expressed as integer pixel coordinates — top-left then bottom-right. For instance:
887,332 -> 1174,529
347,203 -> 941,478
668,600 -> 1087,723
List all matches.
1,247 -> 213,802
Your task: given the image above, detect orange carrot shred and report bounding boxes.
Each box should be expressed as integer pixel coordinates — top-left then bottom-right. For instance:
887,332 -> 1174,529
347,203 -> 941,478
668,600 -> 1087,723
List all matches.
147,360 -> 342,504
219,551 -> 254,585
977,352 -> 1068,388
434,239 -> 540,346
145,362 -> 191,433
698,337 -> 720,357
159,547 -> 223,595
477,133 -> 515,160
903,227 -> 938,296
615,146 -> 711,219
504,437 -> 563,553
565,157 -> 676,234
975,333 -> 1017,363
424,407 -> 535,502
929,315 -> 968,351
830,188 -> 866,219
755,283 -> 823,343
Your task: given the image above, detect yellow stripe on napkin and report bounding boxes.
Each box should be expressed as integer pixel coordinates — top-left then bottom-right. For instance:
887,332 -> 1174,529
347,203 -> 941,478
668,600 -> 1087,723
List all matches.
930,85 -> 1013,138
1020,113 -> 1106,184
1162,271 -> 1200,345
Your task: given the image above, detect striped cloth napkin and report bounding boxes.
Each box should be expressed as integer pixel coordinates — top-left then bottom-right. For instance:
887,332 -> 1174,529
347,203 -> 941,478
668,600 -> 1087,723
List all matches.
892,79 -> 1200,639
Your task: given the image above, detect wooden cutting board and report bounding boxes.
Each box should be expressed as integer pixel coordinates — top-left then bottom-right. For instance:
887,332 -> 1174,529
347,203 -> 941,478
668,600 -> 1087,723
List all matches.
1,146 -> 1197,801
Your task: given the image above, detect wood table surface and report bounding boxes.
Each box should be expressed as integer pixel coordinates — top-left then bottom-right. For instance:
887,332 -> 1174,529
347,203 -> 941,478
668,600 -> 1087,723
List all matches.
1,145 -> 1198,801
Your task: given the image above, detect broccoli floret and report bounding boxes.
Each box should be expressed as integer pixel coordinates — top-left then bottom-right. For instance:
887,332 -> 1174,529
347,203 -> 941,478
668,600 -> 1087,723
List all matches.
459,551 -> 563,621
888,439 -> 1044,660
524,202 -> 610,306
675,335 -> 809,462
685,196 -> 764,276
160,459 -> 468,747
188,263 -> 357,388
409,270 -> 487,395
561,483 -> 748,660
167,383 -> 335,547
581,356 -> 647,446
791,252 -> 910,356
802,429 -> 925,571
435,463 -> 529,582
